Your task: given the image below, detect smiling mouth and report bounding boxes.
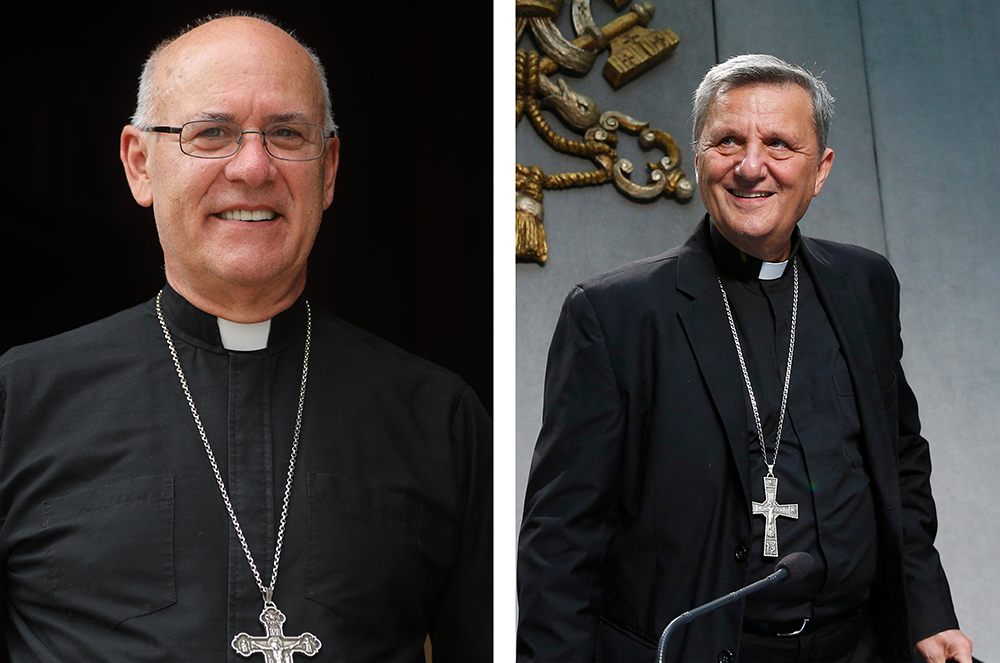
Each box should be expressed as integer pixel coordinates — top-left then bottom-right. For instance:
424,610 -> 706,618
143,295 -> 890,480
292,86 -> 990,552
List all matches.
729,189 -> 773,199
218,209 -> 277,221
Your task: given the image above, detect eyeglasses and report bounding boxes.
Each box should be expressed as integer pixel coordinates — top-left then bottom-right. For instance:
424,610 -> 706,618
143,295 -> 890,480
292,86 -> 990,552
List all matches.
142,120 -> 335,161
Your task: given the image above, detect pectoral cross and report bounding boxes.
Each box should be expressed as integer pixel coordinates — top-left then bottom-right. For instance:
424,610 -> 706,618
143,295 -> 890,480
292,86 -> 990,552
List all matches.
752,474 -> 798,558
232,604 -> 321,663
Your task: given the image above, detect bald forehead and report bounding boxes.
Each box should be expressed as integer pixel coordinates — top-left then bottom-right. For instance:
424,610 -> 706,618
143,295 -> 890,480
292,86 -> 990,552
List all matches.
155,17 -> 318,83
148,17 -> 325,122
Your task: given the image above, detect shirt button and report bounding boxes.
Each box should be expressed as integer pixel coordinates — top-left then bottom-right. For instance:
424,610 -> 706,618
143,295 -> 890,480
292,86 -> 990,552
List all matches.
718,649 -> 735,663
734,544 -> 748,562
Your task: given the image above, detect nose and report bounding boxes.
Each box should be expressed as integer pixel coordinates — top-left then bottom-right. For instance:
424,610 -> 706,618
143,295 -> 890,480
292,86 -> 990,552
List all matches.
224,130 -> 276,187
734,142 -> 767,182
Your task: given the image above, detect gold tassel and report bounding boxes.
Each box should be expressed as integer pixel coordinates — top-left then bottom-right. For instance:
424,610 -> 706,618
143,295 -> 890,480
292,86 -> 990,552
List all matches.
516,193 -> 547,263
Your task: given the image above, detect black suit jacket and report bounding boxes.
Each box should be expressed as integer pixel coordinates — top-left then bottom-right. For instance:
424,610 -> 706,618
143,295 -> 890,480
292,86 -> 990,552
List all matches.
517,218 -> 958,662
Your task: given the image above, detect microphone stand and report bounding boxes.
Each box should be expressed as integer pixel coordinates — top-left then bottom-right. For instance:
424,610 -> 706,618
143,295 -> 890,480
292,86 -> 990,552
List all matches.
655,566 -> 791,663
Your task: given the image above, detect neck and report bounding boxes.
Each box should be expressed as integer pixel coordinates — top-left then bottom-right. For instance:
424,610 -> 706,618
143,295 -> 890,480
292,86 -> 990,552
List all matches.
709,217 -> 802,282
165,270 -> 306,323
714,225 -> 793,263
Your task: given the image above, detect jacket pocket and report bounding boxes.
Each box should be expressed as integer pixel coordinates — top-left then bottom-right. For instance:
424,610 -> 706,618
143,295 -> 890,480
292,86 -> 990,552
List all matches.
833,370 -> 864,469
598,616 -> 657,662
42,475 -> 176,627
305,473 -> 422,633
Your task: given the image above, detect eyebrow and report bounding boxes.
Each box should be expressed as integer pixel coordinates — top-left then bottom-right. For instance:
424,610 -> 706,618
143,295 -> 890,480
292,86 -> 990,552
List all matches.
191,111 -> 311,124
268,111 -> 309,124
192,111 -> 238,123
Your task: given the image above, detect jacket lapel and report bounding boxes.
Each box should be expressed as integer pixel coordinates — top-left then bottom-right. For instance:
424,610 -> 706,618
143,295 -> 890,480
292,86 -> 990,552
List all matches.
676,220 -> 752,505
800,239 -> 902,529
675,221 -> 903,523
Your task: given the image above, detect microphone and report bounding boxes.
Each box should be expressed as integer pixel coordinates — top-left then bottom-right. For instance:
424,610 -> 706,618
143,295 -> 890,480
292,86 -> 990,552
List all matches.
773,552 -> 814,582
655,552 -> 814,663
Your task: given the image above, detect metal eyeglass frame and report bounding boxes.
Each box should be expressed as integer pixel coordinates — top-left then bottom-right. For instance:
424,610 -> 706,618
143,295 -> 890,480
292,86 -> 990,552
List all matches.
142,121 -> 336,161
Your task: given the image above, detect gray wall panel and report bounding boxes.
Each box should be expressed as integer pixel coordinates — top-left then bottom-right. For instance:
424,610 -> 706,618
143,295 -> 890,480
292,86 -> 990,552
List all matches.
860,1 -> 1000,656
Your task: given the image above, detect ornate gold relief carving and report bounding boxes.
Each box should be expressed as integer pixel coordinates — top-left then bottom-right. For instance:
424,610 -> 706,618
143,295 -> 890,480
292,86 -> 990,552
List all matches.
516,0 -> 694,263
604,24 -> 680,88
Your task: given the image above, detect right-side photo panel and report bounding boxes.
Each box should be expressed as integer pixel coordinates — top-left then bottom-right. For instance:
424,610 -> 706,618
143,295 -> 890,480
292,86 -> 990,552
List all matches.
515,1 -> 998,661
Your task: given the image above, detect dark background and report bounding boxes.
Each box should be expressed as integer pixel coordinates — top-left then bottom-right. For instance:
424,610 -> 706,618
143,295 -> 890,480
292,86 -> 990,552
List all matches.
0,4 -> 493,413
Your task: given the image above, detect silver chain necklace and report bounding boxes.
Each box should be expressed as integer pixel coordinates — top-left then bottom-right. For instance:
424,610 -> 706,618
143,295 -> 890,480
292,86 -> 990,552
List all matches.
156,291 -> 321,660
718,259 -> 800,558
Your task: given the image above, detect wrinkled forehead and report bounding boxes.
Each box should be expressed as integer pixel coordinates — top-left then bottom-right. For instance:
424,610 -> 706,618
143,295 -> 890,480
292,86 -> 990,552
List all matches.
701,82 -> 816,142
151,18 -> 325,123
710,82 -> 812,119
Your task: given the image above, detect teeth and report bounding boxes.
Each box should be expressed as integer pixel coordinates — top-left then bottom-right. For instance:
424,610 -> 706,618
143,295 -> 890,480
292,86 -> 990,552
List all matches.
731,190 -> 770,199
220,209 -> 276,221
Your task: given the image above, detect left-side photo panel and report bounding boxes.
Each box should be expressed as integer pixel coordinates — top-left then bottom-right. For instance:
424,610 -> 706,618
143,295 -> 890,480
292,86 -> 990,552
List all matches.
0,5 -> 493,662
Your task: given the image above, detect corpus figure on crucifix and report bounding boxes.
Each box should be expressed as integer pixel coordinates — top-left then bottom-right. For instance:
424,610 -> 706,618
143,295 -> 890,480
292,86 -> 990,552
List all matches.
233,605 -> 321,663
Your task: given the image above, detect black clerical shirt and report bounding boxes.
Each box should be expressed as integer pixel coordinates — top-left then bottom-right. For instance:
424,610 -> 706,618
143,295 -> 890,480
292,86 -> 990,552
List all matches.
710,223 -> 878,625
0,284 -> 492,662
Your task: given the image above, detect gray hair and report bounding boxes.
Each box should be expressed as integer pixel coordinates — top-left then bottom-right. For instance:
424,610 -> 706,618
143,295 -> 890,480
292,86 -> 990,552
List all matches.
692,54 -> 833,153
130,11 -> 338,136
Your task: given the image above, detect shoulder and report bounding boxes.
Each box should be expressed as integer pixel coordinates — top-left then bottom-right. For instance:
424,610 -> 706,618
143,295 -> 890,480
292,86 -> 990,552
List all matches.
558,247 -> 684,328
804,237 -> 898,291
576,247 -> 681,298
307,308 -> 490,458
309,307 -> 476,406
805,236 -> 895,275
0,300 -> 153,381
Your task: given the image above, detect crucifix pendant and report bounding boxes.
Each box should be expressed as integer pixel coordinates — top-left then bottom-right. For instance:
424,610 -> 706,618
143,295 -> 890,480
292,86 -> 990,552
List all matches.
751,474 -> 798,557
232,603 -> 322,662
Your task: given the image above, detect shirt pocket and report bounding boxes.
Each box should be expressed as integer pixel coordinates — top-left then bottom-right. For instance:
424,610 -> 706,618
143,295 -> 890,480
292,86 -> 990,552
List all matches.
305,473 -> 422,633
42,475 -> 176,627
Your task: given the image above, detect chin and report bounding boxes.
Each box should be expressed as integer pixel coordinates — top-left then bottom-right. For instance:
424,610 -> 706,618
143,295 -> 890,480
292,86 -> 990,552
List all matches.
207,257 -> 295,289
725,213 -> 787,238
210,243 -> 301,281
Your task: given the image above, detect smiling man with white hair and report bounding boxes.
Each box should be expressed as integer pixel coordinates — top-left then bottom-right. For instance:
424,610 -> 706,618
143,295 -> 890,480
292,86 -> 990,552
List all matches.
0,12 -> 491,662
518,53 -> 970,663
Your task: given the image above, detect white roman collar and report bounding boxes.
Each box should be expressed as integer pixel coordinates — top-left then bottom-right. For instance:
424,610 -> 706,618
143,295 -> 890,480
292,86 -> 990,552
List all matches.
758,259 -> 789,281
217,317 -> 272,351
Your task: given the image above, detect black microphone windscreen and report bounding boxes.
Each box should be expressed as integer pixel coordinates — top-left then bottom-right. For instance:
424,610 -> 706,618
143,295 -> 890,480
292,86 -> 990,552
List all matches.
775,552 -> 814,582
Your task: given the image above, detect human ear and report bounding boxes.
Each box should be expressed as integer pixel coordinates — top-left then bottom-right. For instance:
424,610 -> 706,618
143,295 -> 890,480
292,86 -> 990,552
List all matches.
322,136 -> 340,210
120,125 -> 153,208
812,147 -> 835,197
